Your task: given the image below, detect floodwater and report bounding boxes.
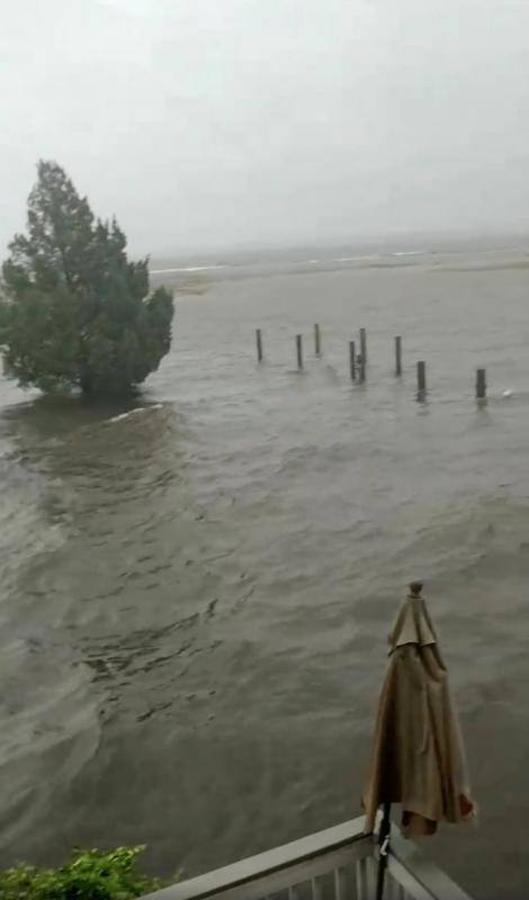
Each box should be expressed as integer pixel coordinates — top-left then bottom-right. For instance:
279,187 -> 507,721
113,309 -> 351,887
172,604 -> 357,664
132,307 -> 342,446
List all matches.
1,246 -> 529,899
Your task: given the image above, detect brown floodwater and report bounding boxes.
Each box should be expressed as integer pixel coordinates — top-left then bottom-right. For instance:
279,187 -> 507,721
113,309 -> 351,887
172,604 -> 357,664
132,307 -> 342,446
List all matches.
1,246 -> 529,899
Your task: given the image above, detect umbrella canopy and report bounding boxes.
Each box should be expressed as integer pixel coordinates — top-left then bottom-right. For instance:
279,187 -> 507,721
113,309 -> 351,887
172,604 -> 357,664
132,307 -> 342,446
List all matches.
364,585 -> 475,837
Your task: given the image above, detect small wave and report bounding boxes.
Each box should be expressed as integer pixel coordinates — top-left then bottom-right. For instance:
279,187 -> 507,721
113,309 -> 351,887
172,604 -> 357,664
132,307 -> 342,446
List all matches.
332,255 -> 382,263
106,404 -> 163,424
150,265 -> 229,274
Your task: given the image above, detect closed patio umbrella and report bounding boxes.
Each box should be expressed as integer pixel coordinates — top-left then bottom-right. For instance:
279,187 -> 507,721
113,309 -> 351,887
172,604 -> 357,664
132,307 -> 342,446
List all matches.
363,582 -> 475,896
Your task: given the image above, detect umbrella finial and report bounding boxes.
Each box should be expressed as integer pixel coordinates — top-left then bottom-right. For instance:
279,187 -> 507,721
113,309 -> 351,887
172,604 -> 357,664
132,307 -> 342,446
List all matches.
409,580 -> 423,596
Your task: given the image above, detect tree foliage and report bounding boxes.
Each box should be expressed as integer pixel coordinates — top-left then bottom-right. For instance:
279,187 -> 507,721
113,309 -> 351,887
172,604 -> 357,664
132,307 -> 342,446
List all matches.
0,161 -> 173,394
0,846 -> 163,899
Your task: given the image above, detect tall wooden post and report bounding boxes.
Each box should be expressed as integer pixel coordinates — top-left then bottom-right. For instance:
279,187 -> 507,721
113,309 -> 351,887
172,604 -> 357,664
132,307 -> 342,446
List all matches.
256,328 -> 263,363
395,336 -> 402,377
349,340 -> 356,381
360,327 -> 367,365
296,334 -> 303,370
476,368 -> 486,400
314,323 -> 321,356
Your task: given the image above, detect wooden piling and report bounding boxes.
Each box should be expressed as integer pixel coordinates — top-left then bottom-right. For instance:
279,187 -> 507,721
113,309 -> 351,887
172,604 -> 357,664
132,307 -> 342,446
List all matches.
359,348 -> 366,384
256,328 -> 263,363
360,327 -> 367,365
349,340 -> 356,381
417,361 -> 426,396
314,323 -> 321,356
395,336 -> 402,377
476,368 -> 486,400
296,334 -> 303,370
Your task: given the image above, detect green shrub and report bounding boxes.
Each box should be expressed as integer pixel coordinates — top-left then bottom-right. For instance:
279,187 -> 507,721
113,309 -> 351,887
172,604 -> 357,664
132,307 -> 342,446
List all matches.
0,846 -> 162,899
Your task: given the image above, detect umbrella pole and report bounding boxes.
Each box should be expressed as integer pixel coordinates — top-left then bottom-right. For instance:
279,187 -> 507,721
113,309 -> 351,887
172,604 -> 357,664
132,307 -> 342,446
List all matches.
375,801 -> 392,900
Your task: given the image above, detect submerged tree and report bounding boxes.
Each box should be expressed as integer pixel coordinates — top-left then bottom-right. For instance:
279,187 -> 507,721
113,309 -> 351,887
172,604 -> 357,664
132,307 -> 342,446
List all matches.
0,161 -> 173,394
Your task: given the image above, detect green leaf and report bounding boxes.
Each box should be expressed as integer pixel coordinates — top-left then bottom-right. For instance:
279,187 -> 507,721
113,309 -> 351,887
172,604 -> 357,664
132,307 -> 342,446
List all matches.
0,846 -> 168,899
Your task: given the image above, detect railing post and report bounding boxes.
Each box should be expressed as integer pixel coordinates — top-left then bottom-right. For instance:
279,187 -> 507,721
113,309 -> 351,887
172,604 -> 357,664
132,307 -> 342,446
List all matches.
356,858 -> 369,900
334,867 -> 347,900
311,876 -> 323,900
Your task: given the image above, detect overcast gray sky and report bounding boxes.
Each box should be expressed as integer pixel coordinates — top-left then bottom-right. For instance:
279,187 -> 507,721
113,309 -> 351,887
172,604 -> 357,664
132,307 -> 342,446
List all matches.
2,0 -> 529,257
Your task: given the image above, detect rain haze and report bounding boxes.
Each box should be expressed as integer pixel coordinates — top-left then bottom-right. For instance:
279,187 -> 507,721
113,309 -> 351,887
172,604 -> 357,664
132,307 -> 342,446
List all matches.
3,0 -> 529,255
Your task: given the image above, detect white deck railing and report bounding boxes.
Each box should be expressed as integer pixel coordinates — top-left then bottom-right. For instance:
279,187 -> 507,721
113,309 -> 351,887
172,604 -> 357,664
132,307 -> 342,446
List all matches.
142,816 -> 473,900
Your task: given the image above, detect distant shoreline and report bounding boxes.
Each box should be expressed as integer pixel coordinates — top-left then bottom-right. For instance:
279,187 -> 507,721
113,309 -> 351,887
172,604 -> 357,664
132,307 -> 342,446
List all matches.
149,242 -> 529,294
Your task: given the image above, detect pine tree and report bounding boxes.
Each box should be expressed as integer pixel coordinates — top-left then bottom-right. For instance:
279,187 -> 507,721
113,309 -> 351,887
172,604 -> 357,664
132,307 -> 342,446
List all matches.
0,161 -> 173,394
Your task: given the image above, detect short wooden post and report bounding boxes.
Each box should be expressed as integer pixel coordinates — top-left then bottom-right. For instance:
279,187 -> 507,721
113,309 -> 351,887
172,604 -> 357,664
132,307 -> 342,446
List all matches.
360,327 -> 367,365
476,368 -> 486,400
395,336 -> 402,377
296,334 -> 303,370
417,360 -> 426,397
256,328 -> 263,362
349,340 -> 356,381
314,323 -> 321,356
